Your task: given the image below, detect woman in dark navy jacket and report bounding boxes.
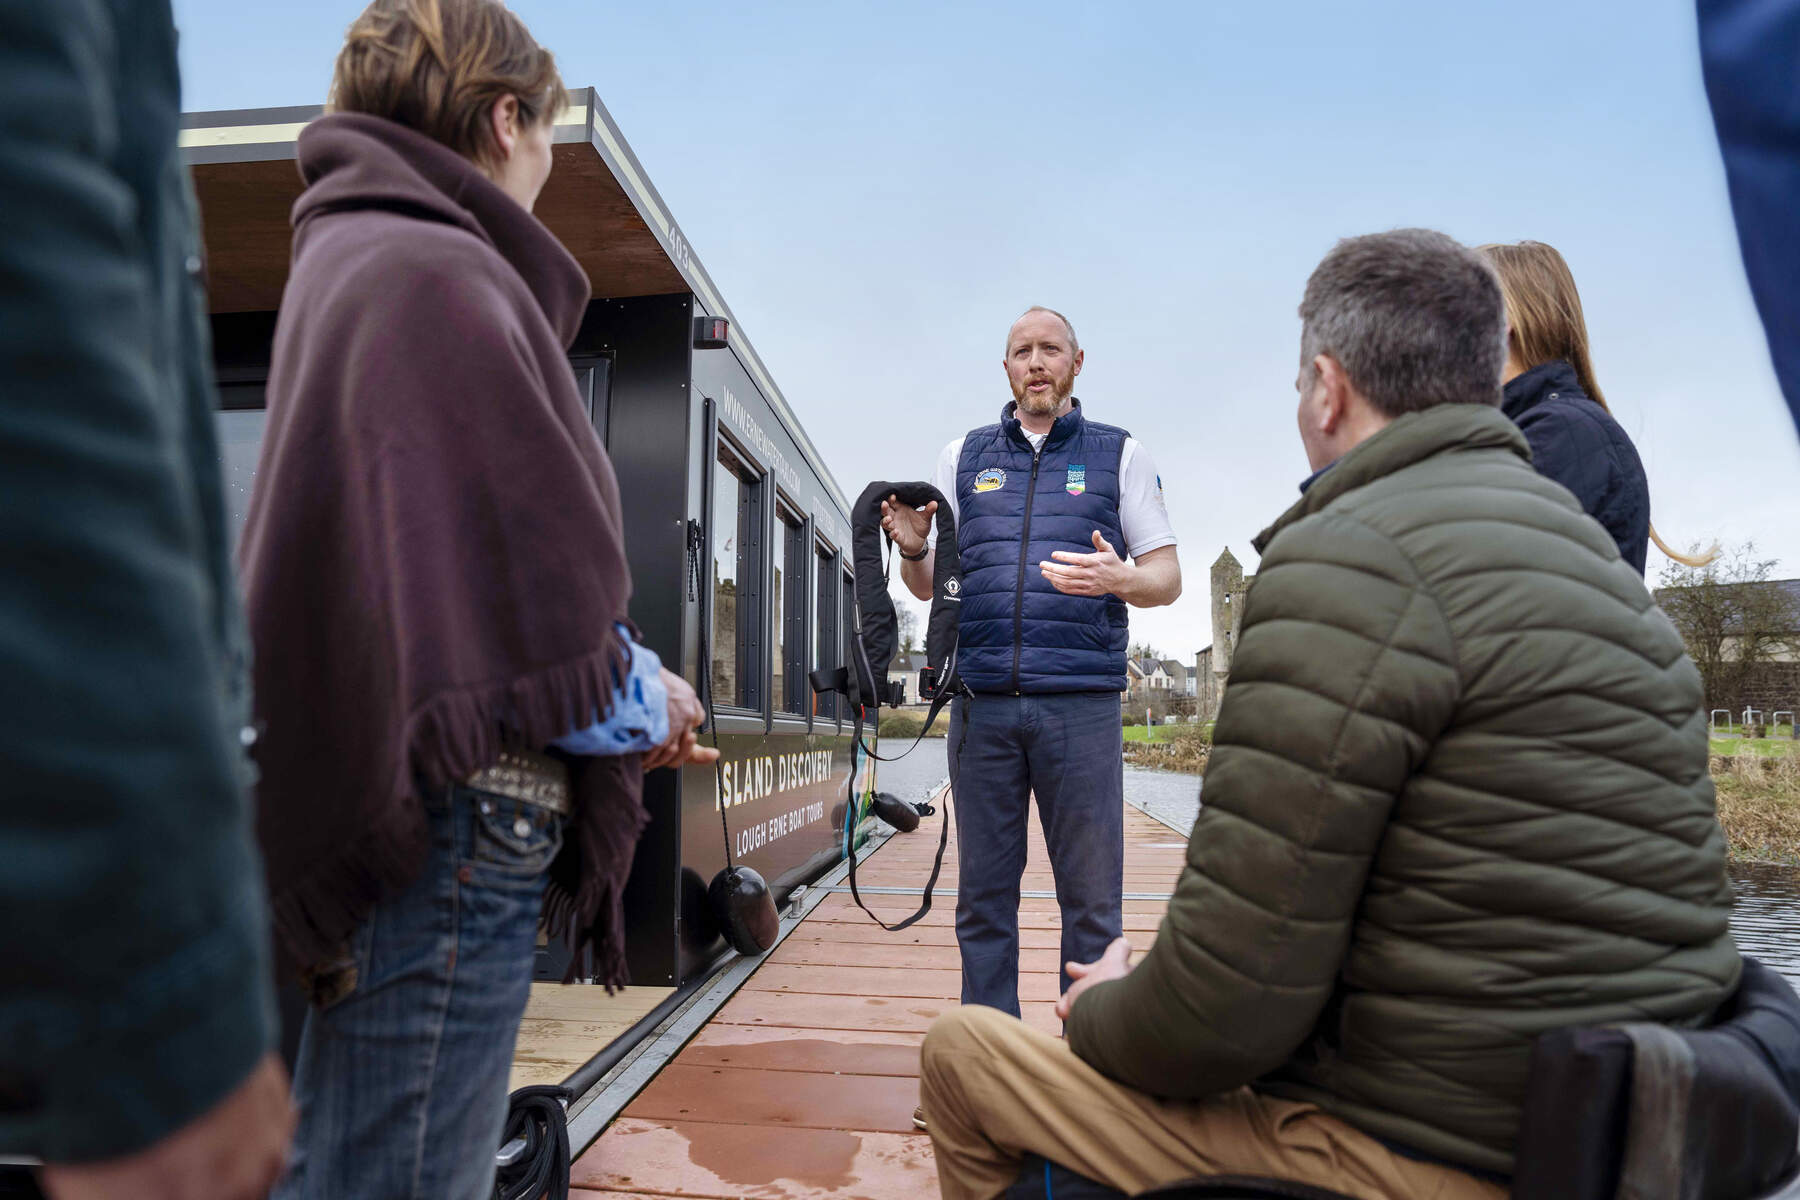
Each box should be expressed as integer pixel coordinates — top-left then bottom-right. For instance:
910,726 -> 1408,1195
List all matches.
1479,241 -> 1712,575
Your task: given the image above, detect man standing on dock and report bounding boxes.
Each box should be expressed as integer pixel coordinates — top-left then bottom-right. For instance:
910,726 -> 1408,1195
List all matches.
881,306 -> 1182,1022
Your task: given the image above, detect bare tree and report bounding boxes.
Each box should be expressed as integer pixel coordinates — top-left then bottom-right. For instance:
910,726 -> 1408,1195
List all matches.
1656,542 -> 1800,710
895,603 -> 921,659
1128,639 -> 1162,662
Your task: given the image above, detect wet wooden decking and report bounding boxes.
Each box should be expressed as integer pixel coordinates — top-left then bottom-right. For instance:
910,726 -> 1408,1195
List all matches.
571,790 -> 1190,1198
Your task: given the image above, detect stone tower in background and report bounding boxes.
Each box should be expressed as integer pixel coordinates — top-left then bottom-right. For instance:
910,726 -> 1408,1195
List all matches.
1197,548 -> 1253,720
1211,549 -> 1251,674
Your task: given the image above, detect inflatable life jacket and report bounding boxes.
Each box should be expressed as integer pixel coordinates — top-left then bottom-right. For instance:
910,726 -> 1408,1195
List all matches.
812,480 -> 966,718
810,480 -> 970,931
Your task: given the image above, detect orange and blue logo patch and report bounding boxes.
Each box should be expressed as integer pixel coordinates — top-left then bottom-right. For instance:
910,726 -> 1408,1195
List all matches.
974,468 -> 1006,493
1066,465 -> 1086,496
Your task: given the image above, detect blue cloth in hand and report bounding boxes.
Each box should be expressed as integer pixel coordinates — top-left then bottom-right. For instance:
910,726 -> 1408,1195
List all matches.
549,634 -> 669,756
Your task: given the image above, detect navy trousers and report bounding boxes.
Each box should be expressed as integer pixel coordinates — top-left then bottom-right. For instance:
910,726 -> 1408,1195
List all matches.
947,691 -> 1125,1015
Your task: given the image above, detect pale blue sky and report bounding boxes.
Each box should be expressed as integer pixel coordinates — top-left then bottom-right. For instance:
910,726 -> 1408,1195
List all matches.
172,0 -> 1796,660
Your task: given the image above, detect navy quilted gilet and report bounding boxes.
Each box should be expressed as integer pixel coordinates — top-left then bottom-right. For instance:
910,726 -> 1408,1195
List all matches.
954,400 -> 1128,693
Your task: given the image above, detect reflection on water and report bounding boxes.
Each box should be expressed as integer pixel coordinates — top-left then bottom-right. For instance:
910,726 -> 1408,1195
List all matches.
1730,862 -> 1800,989
1125,766 -> 1204,835
1126,766 -> 1800,989
871,736 -> 949,803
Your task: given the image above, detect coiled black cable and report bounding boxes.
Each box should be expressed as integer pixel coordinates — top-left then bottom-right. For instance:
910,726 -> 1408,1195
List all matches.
493,1084 -> 574,1200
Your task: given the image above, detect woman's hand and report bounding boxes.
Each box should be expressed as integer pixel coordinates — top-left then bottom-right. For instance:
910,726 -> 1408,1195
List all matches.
643,668 -> 720,771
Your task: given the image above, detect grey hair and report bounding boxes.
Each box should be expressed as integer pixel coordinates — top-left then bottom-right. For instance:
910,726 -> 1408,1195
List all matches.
1008,305 -> 1079,354
1298,228 -> 1507,416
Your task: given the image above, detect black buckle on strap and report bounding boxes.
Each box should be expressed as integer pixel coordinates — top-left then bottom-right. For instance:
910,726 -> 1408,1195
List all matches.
918,666 -> 944,702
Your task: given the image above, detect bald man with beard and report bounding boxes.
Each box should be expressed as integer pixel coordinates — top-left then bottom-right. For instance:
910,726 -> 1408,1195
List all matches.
881,307 -> 1182,1065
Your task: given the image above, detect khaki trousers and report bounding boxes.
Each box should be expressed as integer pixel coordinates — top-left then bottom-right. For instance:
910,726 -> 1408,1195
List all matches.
919,1005 -> 1507,1200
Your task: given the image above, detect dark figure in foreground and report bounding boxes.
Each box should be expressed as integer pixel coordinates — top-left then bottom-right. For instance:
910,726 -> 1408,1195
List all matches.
1479,240 -> 1713,574
1699,0 -> 1800,439
0,1 -> 292,1197
920,230 -> 1740,1200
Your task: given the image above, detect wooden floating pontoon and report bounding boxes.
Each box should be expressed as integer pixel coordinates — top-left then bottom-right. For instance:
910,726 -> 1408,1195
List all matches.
567,787 -> 1189,1198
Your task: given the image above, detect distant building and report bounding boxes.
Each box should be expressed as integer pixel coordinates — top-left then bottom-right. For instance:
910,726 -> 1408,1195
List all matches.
1124,656 -> 1173,705
1652,577 -> 1800,716
1193,548 -> 1253,721
889,651 -> 930,705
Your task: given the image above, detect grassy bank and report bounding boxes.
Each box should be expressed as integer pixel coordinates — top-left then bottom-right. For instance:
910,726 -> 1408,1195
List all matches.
1124,722 -> 1213,742
1713,753 -> 1800,865
1709,736 -> 1799,758
877,709 -> 949,739
1123,723 -> 1211,772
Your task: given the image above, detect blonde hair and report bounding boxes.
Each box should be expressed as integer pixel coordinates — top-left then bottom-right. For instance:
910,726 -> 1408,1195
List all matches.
329,0 -> 567,170
1479,241 -> 1716,568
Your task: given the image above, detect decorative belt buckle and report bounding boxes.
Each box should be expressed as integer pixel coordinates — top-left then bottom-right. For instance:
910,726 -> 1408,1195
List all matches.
464,750 -> 571,816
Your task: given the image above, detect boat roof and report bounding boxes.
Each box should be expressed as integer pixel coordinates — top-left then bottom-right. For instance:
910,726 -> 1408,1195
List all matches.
181,87 -> 847,514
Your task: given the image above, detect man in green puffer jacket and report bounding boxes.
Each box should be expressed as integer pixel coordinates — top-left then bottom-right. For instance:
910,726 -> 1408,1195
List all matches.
919,228 -> 1740,1200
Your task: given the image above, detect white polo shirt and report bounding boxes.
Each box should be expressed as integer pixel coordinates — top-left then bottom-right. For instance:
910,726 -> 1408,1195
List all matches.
924,430 -> 1177,559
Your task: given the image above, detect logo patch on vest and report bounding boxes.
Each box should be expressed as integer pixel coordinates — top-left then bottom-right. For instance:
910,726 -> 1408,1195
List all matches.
973,468 -> 1006,493
1065,465 -> 1086,496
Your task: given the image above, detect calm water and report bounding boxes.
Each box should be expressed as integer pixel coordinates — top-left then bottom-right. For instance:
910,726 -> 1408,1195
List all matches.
1731,862 -> 1800,988
871,737 -> 949,803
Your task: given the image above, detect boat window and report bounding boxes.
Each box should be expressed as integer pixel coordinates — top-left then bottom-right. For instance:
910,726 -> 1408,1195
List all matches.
214,381 -> 267,554
570,355 -> 612,442
774,504 -> 807,716
711,441 -> 762,711
841,567 -> 856,708
813,543 -> 838,720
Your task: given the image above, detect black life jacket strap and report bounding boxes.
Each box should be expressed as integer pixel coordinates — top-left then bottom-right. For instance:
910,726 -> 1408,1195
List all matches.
814,479 -> 968,933
838,687 -> 971,933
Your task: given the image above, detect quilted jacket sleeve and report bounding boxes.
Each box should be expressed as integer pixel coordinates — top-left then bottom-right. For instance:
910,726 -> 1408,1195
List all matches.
1066,509 -> 1461,1097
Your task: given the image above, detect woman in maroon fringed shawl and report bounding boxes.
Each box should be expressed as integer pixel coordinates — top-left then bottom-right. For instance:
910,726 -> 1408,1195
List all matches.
240,3 -> 715,1195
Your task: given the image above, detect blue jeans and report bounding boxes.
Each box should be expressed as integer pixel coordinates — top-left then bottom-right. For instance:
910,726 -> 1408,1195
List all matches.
947,692 -> 1125,1015
274,787 -> 563,1200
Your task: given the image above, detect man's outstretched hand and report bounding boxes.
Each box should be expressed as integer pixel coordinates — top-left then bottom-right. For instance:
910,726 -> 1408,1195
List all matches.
880,494 -> 936,557
1056,936 -> 1135,1021
42,1052 -> 294,1200
1041,530 -> 1128,598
